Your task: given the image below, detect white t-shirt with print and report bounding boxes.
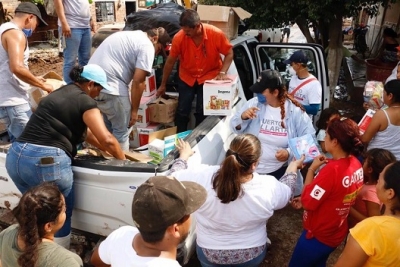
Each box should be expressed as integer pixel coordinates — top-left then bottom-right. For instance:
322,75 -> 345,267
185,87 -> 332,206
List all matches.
98,226 -> 181,267
288,75 -> 322,106
257,104 -> 288,173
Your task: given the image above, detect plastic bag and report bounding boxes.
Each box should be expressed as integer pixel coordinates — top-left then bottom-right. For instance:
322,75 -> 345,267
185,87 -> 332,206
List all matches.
124,3 -> 184,38
288,134 -> 321,163
363,81 -> 385,110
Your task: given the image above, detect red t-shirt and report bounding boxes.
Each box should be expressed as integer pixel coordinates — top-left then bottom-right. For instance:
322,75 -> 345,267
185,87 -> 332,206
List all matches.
170,23 -> 232,86
301,156 -> 363,247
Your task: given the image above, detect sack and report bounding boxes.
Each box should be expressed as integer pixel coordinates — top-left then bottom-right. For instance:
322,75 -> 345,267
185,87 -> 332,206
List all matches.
124,2 -> 184,38
44,0 -> 57,17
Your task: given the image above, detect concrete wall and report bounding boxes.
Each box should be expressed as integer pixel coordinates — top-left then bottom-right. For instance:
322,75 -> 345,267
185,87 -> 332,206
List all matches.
365,2 -> 400,56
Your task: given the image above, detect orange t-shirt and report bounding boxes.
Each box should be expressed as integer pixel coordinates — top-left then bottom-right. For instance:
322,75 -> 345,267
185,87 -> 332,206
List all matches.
170,23 -> 232,86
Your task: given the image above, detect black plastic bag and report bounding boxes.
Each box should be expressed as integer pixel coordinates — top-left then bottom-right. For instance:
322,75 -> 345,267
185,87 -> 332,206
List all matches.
123,2 -> 184,38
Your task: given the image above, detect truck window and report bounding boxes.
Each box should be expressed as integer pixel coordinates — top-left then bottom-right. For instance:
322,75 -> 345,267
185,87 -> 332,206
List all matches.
233,45 -> 254,100
257,47 -> 319,88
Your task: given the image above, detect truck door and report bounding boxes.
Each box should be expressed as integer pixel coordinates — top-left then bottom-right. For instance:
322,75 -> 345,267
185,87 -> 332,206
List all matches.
251,43 -> 329,124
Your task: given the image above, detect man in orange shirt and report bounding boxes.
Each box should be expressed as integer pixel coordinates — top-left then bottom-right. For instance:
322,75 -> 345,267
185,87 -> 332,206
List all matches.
157,9 -> 233,132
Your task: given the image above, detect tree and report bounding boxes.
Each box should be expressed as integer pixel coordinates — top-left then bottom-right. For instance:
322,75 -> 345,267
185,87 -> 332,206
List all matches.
199,0 -> 399,99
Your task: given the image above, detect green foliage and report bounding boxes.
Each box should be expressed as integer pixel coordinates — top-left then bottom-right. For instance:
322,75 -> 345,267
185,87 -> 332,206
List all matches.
20,0 -> 45,6
198,0 -> 399,29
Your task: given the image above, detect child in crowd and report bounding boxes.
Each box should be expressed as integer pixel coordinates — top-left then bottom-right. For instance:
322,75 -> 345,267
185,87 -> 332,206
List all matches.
335,161 -> 400,267
0,182 -> 82,267
316,107 -> 340,157
348,148 -> 396,228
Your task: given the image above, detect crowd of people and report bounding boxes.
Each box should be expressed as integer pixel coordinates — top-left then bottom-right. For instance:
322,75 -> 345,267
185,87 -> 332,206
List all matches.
1,2 -> 400,267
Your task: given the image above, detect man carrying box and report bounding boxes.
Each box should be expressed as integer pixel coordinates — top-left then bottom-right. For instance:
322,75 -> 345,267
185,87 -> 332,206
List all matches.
89,28 -> 170,151
157,9 -> 234,132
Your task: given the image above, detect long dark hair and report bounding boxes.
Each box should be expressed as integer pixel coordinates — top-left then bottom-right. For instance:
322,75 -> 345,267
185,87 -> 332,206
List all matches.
364,148 -> 396,183
326,117 -> 364,156
12,182 -> 64,267
212,134 -> 261,203
264,70 -> 305,128
382,161 -> 400,215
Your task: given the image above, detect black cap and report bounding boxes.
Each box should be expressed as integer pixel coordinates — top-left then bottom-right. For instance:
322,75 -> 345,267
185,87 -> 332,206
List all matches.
283,50 -> 308,64
249,70 -> 283,93
15,2 -> 48,26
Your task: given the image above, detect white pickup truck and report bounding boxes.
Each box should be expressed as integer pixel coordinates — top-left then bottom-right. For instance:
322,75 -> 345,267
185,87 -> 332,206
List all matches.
0,34 -> 329,264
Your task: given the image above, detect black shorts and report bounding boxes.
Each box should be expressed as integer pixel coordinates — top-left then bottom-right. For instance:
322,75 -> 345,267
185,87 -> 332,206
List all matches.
282,28 -> 290,38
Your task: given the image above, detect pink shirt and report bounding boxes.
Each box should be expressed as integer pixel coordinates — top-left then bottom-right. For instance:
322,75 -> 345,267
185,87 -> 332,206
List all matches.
349,184 -> 381,228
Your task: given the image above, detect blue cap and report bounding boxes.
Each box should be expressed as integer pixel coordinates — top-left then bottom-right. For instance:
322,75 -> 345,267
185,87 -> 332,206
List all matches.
283,50 -> 309,64
81,64 -> 113,91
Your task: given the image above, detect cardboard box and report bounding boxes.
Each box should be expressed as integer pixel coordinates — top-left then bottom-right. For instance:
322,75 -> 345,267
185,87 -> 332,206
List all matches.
197,5 -> 252,40
203,75 -> 239,116
358,109 -> 376,135
148,127 -> 192,164
136,94 -> 157,127
29,71 -> 65,109
148,96 -> 178,123
143,69 -> 157,97
129,123 -> 162,148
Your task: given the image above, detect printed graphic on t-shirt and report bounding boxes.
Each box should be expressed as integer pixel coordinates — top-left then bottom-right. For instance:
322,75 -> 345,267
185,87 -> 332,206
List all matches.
290,88 -> 306,102
310,184 -> 325,200
260,118 -> 288,136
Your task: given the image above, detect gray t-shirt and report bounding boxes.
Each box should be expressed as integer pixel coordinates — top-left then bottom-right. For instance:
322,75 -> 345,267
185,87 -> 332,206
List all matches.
0,224 -> 83,267
57,0 -> 90,28
89,30 -> 155,96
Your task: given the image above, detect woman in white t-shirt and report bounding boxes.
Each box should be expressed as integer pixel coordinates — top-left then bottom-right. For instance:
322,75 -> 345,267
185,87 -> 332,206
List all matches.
230,69 -> 315,196
168,135 -> 304,267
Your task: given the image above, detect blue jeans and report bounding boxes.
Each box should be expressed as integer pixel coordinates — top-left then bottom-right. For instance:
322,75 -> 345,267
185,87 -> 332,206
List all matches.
196,244 -> 267,267
174,80 -> 205,133
96,92 -> 132,151
0,103 -> 32,142
288,230 -> 336,267
6,142 -> 74,237
61,27 -> 91,84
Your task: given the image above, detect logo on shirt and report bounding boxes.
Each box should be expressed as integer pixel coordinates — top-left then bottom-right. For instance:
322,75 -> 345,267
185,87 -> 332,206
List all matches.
342,168 -> 363,188
310,185 -> 325,200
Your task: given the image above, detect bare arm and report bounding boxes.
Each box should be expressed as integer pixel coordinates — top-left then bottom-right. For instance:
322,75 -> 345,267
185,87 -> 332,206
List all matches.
129,68 -> 148,127
214,48 -> 234,80
2,30 -> 53,93
54,0 -> 71,37
360,110 -> 384,144
90,246 -> 111,267
221,48 -> 234,73
157,55 -> 177,96
334,235 -> 369,267
83,108 -> 125,159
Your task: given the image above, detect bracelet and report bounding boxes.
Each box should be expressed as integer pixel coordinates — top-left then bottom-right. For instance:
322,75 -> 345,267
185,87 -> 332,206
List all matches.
308,167 -> 316,174
219,71 -> 226,75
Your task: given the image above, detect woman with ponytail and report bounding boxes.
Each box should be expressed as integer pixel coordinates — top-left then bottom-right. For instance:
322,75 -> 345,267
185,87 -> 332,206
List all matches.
289,117 -> 364,267
0,182 -> 82,267
6,64 -> 125,248
168,134 -> 305,267
230,69 -> 315,196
